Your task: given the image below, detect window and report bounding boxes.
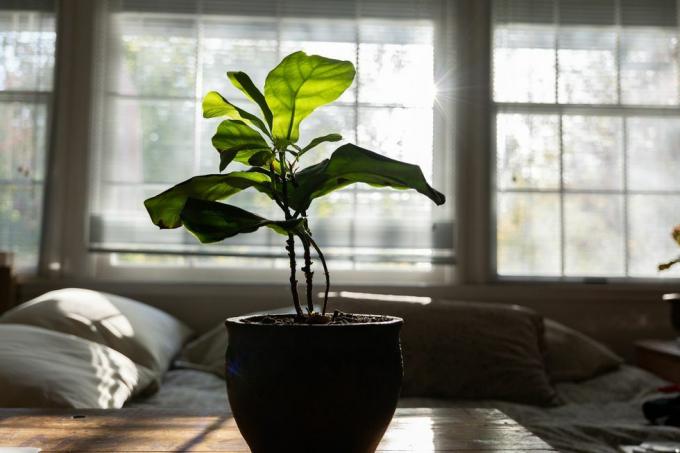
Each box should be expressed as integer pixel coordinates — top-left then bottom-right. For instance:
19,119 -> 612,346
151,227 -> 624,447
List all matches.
493,0 -> 680,279
88,0 -> 454,279
0,1 -> 56,272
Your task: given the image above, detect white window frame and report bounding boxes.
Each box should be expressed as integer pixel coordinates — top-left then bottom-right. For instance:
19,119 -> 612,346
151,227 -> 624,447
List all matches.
490,3 -> 680,284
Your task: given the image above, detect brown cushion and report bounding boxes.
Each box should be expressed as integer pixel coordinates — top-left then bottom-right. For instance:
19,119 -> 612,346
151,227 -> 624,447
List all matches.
329,296 -> 559,406
544,318 -> 623,382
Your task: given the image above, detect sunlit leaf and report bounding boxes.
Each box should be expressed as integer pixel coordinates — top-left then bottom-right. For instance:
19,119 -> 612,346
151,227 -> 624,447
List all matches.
227,71 -> 273,128
202,91 -> 270,137
212,119 -> 272,171
264,51 -> 355,144
288,143 -> 445,211
300,133 -> 342,155
144,172 -> 272,229
180,198 -> 303,243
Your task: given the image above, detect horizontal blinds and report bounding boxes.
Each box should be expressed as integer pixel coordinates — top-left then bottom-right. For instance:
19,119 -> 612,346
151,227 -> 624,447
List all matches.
91,0 -> 454,265
495,0 -> 678,26
117,0 -> 440,19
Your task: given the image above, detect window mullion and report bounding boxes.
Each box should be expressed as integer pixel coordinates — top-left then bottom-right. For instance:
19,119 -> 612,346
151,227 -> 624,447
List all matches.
553,0 -> 566,277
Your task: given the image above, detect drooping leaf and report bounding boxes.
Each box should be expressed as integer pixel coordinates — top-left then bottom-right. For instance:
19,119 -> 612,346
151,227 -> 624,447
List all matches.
227,71 -> 273,128
180,198 -> 303,243
144,171 -> 272,229
202,91 -> 270,137
212,119 -> 272,171
288,143 -> 446,211
659,256 -> 680,271
300,133 -> 342,155
264,51 -> 355,144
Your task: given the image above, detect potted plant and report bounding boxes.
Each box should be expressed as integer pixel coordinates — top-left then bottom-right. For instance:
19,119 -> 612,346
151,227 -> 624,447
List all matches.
145,51 -> 445,453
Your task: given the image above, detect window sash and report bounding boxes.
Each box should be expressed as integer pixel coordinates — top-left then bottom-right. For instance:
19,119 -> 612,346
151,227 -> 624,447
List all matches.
88,4 -> 455,272
492,0 -> 680,281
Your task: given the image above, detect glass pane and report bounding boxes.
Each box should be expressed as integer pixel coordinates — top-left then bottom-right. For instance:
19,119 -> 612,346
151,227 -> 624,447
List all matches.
564,194 -> 625,276
0,184 -> 43,271
627,117 -> 680,191
198,115 -> 225,174
358,21 -> 435,107
357,106 -> 433,172
298,105 -> 356,167
202,19 -> 278,94
0,11 -> 55,91
493,26 -> 556,103
0,101 -> 48,181
104,98 -> 195,184
562,115 -> 622,190
114,16 -> 197,97
628,194 -> 680,277
496,113 -> 560,189
621,29 -> 679,106
497,193 -> 561,276
558,28 -> 617,104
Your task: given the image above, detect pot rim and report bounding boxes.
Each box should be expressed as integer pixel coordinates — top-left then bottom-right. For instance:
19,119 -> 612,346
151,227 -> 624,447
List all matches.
226,313 -> 403,328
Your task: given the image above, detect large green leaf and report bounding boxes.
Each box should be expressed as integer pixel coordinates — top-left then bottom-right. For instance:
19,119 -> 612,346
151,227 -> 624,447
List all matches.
264,51 -> 355,143
180,198 -> 303,243
288,143 -> 446,211
299,133 -> 342,156
227,71 -> 273,128
144,172 -> 272,229
212,120 -> 272,171
202,91 -> 270,137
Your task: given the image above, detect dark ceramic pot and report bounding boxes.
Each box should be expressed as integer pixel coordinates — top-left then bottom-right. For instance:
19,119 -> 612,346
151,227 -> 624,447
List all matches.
225,314 -> 403,453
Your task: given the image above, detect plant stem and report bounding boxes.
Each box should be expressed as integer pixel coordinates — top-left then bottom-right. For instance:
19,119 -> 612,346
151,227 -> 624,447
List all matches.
277,149 -> 302,317
300,232 -> 314,314
286,234 -> 302,316
306,234 -> 330,316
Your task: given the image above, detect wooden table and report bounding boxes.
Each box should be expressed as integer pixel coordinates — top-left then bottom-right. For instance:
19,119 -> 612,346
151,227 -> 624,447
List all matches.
636,339 -> 680,383
0,407 -> 557,452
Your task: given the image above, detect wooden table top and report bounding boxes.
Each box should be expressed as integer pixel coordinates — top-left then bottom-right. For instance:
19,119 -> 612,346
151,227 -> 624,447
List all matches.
0,407 -> 557,452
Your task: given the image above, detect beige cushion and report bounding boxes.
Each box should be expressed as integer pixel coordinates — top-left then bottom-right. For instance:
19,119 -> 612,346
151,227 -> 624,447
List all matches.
0,324 -> 155,408
176,306 -> 292,378
545,318 -> 623,382
330,296 -> 559,406
176,323 -> 228,377
0,288 -> 192,376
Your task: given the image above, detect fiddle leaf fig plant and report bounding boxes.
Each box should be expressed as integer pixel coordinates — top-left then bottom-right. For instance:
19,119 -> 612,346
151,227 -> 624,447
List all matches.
658,225 -> 680,271
144,51 -> 445,319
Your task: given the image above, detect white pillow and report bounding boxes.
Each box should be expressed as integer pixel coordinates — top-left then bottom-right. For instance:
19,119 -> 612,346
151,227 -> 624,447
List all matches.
544,319 -> 623,382
0,288 -> 193,376
0,324 -> 155,408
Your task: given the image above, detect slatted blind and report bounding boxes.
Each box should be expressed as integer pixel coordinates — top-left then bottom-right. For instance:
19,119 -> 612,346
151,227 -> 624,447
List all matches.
89,0 -> 454,269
